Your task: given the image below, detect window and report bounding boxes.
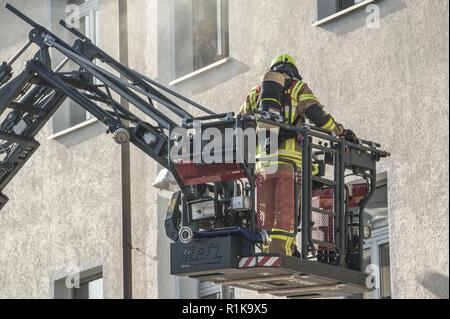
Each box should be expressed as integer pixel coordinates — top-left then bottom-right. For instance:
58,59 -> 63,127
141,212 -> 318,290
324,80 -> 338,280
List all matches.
54,266 -> 103,299
363,229 -> 391,299
316,0 -> 367,20
379,243 -> 391,299
360,176 -> 392,299
198,281 -> 234,299
198,281 -> 220,299
52,0 -> 99,134
171,0 -> 229,80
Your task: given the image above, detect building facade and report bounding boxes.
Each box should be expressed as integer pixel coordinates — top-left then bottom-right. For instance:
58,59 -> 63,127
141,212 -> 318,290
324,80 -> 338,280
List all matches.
0,0 -> 448,299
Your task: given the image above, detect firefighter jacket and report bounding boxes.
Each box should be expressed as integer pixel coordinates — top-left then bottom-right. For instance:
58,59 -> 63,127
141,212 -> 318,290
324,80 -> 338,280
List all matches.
240,78 -> 344,171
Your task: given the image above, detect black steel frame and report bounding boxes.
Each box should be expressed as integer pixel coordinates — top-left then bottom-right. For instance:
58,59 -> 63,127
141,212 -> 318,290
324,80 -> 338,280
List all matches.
255,117 -> 389,268
0,4 -> 215,208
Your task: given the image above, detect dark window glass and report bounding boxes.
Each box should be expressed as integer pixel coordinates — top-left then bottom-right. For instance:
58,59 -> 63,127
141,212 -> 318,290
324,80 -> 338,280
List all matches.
174,0 -> 229,79
317,0 -> 365,20
379,243 -> 392,299
54,267 -> 103,299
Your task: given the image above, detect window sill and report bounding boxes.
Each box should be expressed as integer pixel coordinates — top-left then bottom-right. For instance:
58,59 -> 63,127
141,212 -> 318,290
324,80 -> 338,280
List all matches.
313,0 -> 379,27
48,117 -> 98,141
169,57 -> 230,86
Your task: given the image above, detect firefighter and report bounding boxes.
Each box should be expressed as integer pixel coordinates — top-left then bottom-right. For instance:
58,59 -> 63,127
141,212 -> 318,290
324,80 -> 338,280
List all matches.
240,54 -> 358,256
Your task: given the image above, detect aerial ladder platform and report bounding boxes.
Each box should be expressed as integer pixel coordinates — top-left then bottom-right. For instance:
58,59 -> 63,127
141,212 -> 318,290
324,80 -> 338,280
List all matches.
0,4 -> 390,299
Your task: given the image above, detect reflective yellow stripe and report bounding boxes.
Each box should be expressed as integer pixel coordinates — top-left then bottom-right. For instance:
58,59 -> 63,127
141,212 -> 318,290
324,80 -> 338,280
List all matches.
291,106 -> 296,123
312,163 -> 320,176
285,138 -> 295,151
250,89 -> 258,110
276,150 -> 302,158
272,228 -> 294,233
260,97 -> 281,106
270,234 -> 291,241
283,106 -> 296,124
287,81 -> 304,124
322,118 -> 334,129
291,81 -> 305,101
322,117 -> 336,131
328,122 -> 337,131
241,101 -> 250,113
285,236 -> 295,256
270,228 -> 295,256
299,94 -> 320,103
284,106 -> 291,120
268,235 -> 295,255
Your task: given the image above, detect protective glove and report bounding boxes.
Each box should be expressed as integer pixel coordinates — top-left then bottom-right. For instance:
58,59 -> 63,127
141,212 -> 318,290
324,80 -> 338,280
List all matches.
343,129 -> 359,144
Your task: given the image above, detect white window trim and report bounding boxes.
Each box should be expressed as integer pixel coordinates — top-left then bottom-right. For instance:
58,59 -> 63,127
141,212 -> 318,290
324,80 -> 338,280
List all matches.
169,57 -> 230,86
198,280 -> 221,299
48,117 -> 98,140
53,264 -> 104,299
364,225 -> 390,299
313,0 -> 379,27
80,0 -> 99,16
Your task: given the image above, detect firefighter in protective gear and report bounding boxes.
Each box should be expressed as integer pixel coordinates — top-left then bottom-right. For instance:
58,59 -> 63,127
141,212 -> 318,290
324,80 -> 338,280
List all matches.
240,54 -> 357,256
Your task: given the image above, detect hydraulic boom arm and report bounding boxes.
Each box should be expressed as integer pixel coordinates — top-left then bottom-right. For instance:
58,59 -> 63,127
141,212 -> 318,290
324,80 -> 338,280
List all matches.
0,4 -> 214,209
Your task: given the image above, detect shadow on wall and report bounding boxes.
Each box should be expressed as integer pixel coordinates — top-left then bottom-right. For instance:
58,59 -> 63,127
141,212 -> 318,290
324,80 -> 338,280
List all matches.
169,57 -> 250,96
318,0 -> 408,36
157,193 -> 175,298
418,272 -> 449,299
51,121 -> 107,148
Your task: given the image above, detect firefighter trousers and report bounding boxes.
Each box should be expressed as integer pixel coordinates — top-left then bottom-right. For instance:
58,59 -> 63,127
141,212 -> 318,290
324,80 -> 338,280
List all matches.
256,165 -> 300,256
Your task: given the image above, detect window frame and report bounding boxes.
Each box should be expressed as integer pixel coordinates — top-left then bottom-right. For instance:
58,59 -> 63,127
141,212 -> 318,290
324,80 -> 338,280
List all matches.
198,280 -> 221,299
53,266 -> 104,299
348,172 -> 390,299
314,0 -> 379,27
169,0 -> 229,82
69,0 -> 99,124
50,0 -> 99,137
198,280 -> 235,299
363,226 -> 390,299
72,273 -> 104,299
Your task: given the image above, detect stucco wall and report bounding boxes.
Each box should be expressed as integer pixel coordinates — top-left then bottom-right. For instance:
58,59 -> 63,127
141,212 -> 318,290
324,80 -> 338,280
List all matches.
0,0 -> 124,298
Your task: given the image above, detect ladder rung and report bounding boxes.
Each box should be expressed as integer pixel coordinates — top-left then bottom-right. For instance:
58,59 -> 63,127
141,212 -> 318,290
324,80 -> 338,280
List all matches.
311,207 -> 335,217
312,176 -> 336,186
0,131 -> 38,148
312,240 -> 336,249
